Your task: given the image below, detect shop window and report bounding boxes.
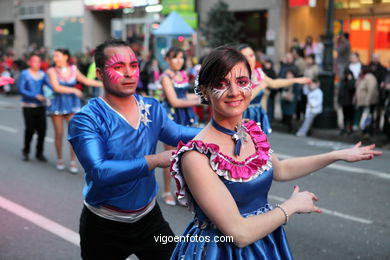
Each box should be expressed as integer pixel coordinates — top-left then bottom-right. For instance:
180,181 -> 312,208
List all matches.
373,18 -> 390,65
335,0 -> 376,8
349,18 -> 371,62
52,17 -> 83,54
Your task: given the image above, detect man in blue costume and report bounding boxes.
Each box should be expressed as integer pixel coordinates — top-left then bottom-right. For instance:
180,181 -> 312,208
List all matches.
68,39 -> 199,260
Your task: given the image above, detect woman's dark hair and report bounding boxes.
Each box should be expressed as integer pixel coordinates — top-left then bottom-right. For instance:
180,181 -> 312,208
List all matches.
165,46 -> 186,70
237,44 -> 251,52
343,68 -> 354,78
165,47 -> 184,59
94,39 -> 131,69
196,46 -> 251,103
54,48 -> 71,63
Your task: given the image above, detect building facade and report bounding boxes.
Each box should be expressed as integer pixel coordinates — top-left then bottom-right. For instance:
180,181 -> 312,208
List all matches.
197,0 -> 288,64
2,0 -> 389,66
0,0 -> 160,57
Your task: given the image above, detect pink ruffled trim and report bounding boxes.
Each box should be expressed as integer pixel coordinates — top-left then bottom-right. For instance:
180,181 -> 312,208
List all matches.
170,120 -> 271,208
211,120 -> 270,179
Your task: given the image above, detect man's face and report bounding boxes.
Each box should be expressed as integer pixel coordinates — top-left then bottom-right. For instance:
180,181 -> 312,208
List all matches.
28,56 -> 41,71
97,46 -> 139,97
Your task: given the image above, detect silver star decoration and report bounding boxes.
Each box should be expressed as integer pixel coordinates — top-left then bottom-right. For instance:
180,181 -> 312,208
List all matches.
232,123 -> 248,143
140,112 -> 152,126
139,100 -> 152,115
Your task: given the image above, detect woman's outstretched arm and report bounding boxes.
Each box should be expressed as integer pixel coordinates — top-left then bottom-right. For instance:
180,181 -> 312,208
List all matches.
272,142 -> 382,182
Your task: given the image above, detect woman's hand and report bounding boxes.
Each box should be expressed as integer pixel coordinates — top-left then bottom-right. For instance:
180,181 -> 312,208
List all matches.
334,142 -> 382,162
295,77 -> 312,85
284,185 -> 322,215
73,88 -> 83,98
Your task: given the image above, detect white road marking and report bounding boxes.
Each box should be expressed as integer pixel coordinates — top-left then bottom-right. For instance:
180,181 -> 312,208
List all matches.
0,101 -> 19,108
269,195 -> 373,225
0,196 -> 80,246
306,140 -> 352,150
0,124 -> 18,133
0,124 -> 54,143
277,153 -> 390,180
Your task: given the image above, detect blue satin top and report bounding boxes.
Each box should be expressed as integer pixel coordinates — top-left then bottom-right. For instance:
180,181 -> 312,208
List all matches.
18,69 -> 50,106
68,95 -> 200,211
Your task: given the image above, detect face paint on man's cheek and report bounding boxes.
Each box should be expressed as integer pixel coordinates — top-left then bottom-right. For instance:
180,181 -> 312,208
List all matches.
105,67 -> 124,84
132,67 -> 140,81
104,54 -> 127,84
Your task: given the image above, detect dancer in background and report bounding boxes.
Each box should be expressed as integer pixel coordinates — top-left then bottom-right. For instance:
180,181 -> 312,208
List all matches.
238,44 -> 311,134
160,47 -> 200,206
18,54 -> 49,162
47,48 -> 102,173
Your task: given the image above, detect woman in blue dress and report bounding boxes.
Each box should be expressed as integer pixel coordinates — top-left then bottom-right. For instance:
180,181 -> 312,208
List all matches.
170,46 -> 381,259
160,47 -> 200,206
47,48 -> 102,173
238,44 -> 311,135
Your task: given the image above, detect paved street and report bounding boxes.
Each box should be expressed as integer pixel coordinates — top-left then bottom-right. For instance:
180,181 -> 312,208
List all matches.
0,94 -> 389,260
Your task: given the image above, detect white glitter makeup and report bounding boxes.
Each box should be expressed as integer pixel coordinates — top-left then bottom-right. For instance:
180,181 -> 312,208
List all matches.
210,67 -> 251,99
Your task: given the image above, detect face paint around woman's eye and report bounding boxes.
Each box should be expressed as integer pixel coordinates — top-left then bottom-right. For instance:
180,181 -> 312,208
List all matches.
210,87 -> 228,100
236,77 -> 252,94
237,77 -> 251,87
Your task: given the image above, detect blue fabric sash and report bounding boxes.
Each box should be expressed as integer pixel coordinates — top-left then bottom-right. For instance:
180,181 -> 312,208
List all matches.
211,118 -> 243,156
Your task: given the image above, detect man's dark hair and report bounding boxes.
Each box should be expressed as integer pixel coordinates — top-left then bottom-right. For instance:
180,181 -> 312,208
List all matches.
94,39 -> 131,69
28,53 -> 41,60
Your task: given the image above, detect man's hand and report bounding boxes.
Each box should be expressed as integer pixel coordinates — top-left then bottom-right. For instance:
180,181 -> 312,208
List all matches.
145,150 -> 176,171
36,94 -> 46,102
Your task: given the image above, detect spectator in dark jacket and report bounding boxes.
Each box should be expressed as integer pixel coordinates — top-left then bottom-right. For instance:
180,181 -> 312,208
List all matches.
338,69 -> 356,135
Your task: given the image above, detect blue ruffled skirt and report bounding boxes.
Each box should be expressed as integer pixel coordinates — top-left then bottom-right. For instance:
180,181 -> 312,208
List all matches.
243,104 -> 272,135
162,101 -> 198,127
47,92 -> 81,115
171,220 -> 292,260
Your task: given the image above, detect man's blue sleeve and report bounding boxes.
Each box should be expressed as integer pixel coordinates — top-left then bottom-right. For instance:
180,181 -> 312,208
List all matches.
157,103 -> 201,147
18,72 -> 36,98
68,113 -> 150,188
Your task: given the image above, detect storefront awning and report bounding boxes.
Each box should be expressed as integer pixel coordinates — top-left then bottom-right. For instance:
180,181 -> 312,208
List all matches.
153,11 -> 194,36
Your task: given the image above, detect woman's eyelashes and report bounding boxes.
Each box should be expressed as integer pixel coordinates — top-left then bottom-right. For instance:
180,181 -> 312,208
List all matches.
215,77 -> 251,90
211,76 -> 251,99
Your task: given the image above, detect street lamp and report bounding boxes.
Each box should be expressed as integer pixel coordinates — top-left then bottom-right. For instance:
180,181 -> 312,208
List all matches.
316,0 -> 338,128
